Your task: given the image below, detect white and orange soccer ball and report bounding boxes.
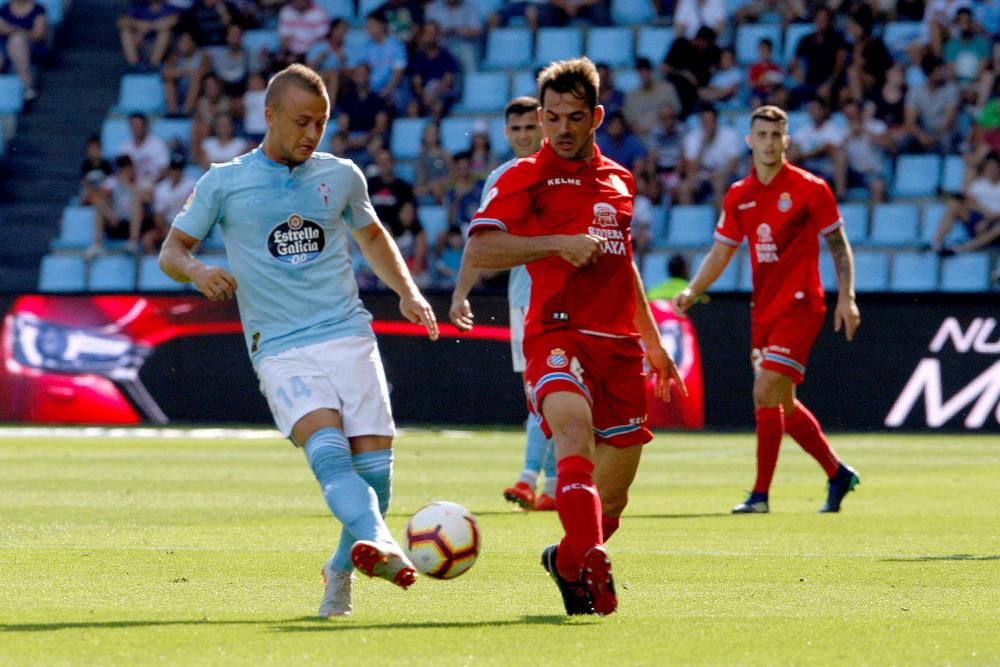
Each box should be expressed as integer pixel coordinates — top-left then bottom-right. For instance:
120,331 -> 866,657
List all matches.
404,501 -> 481,579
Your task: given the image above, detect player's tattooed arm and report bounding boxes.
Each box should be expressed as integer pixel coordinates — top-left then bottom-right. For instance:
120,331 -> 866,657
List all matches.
824,226 -> 861,341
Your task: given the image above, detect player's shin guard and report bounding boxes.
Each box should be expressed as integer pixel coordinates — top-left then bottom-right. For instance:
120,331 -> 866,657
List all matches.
785,400 -> 840,478
753,406 -> 784,494
554,455 -> 603,582
330,449 -> 395,571
304,428 -> 393,549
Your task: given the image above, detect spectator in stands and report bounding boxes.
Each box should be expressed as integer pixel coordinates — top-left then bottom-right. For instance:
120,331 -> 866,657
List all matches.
374,0 -> 424,44
149,153 -> 196,253
842,98 -> 889,204
211,24 -> 250,99
433,225 -> 465,288
405,20 -> 461,119
748,37 -> 787,109
263,35 -> 303,75
789,6 -> 848,108
277,0 -> 329,57
392,200 -> 429,285
413,121 -> 452,205
117,0 -> 178,70
181,0 -> 235,48
597,111 -> 646,173
0,0 -> 47,102
361,11 -> 407,106
901,54 -> 961,154
624,56 -> 681,144
733,0 -> 800,26
336,63 -> 390,160
539,0 -> 611,27
919,0 -> 973,59
845,4 -> 893,104
648,103 -> 685,197
117,112 -> 170,191
241,70 -> 267,143
630,171 -> 659,257
932,151 -> 1000,255
196,113 -> 248,168
676,104 -> 743,207
488,0 -> 545,32
700,47 -> 742,109
661,26 -> 720,118
894,0 -> 926,22
444,150 -> 483,228
369,148 -> 418,234
868,60 -> 908,146
788,97 -> 849,200
191,73 -> 232,146
595,62 -> 623,119
943,8 -> 990,102
162,31 -> 210,116
672,0 -> 725,40
469,122 -> 498,180
424,0 -> 482,75
646,254 -> 691,301
86,155 -> 152,258
79,134 -> 112,206
307,17 -> 350,104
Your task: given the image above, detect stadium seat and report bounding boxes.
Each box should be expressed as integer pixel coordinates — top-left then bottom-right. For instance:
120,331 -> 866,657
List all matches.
138,255 -> 187,291
100,117 -> 131,159
418,205 -> 448,245
868,203 -> 919,246
472,0 -> 503,15
313,0 -> 352,18
838,203 -> 869,244
647,204 -> 668,245
510,70 -> 536,98
640,250 -> 670,288
635,27 -> 673,64
440,117 -> 477,154
919,201 -> 967,246
890,251 -> 939,292
114,74 -> 166,115
786,110 -> 809,136
665,205 -> 716,248
611,0 -> 655,24
357,0 -> 382,17
534,27 -> 583,67
782,22 -> 813,66
489,116 -> 510,158
454,72 -> 510,114
243,30 -> 280,72
35,0 -> 61,26
389,117 -> 429,161
940,253 -> 991,292
694,250 -> 740,291
883,22 -> 922,61
88,255 -> 137,291
735,24 -> 781,66
51,206 -> 96,251
345,28 -> 369,55
852,250 -> 890,292
484,28 -> 533,70
585,27 -> 635,68
395,160 -> 415,183
941,154 -> 964,195
891,155 -> 941,198
151,117 -> 193,149
38,255 -> 87,292
819,251 -> 836,291
905,64 -> 926,89
614,69 -> 640,93
0,75 -> 24,114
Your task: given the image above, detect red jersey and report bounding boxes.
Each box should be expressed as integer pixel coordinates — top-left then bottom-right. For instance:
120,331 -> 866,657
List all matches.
714,161 -> 843,322
470,141 -> 637,339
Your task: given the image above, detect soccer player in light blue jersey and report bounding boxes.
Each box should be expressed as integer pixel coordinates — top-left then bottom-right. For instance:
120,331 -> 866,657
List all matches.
158,64 -> 439,618
449,96 -> 557,512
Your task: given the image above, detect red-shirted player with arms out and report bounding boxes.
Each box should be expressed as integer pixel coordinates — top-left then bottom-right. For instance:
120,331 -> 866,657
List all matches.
674,105 -> 862,514
465,57 -> 686,616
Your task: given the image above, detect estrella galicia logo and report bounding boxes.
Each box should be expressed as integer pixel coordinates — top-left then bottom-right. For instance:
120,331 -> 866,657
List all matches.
268,214 -> 325,265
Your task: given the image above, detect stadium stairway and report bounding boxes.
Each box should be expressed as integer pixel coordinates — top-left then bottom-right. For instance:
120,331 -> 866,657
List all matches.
0,0 -> 127,292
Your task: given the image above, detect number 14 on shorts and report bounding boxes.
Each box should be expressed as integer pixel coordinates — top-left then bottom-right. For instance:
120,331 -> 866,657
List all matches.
277,376 -> 313,409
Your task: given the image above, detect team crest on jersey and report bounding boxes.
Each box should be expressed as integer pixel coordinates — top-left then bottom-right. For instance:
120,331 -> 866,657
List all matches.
547,348 -> 569,368
777,192 -> 793,212
757,223 -> 773,242
609,173 -> 629,196
477,186 -> 499,213
592,202 -> 618,228
268,213 -> 325,265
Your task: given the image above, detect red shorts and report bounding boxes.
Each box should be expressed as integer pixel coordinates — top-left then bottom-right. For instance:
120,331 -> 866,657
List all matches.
524,329 -> 651,448
751,311 -> 825,385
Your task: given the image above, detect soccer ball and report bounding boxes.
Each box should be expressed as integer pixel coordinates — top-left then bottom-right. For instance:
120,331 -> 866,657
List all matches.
404,501 -> 481,579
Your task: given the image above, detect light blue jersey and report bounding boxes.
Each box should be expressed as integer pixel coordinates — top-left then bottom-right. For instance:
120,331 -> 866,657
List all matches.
483,158 -> 531,309
173,148 -> 377,367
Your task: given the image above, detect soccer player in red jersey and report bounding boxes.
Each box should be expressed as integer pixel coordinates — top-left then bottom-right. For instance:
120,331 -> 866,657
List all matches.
464,57 -> 686,616
673,105 -> 862,514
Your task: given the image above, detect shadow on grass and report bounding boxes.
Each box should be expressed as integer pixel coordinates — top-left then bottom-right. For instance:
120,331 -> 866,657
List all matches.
274,615 -> 592,632
628,513 -> 732,520
883,554 -> 1000,562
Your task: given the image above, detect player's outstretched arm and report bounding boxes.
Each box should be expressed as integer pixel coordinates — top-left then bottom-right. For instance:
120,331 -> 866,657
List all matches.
159,227 -> 237,301
448,250 -> 479,332
632,263 -> 687,402
824,226 -> 860,341
464,229 -> 604,270
672,240 -> 736,313
353,222 -> 439,341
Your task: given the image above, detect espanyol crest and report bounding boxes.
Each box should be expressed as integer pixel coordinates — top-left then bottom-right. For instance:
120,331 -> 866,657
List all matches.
547,348 -> 569,368
777,192 -> 793,212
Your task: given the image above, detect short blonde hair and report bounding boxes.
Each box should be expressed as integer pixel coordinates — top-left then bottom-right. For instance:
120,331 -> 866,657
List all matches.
265,64 -> 327,110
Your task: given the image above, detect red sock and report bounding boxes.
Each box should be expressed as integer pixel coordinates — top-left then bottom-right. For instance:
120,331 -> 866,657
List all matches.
554,455 -> 602,581
785,400 -> 840,477
753,406 -> 784,493
601,514 -> 621,541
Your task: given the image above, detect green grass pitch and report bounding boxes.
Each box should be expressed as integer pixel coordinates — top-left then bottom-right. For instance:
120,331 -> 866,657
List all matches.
1,429 -> 997,666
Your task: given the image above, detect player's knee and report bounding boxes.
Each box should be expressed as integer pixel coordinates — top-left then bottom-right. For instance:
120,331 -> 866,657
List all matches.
550,418 -> 592,456
600,491 -> 628,517
752,378 -> 783,408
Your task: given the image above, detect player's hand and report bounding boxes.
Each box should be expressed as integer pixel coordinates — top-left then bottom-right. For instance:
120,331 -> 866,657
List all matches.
672,288 -> 697,314
558,234 -> 605,268
834,294 -> 860,341
191,265 -> 237,301
646,344 -> 687,402
401,292 -> 439,341
449,298 -> 474,332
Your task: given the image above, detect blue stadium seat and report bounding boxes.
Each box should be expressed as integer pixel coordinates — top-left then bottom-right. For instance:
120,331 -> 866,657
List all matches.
852,250 -> 889,292
883,22 -> 922,61
891,155 -> 941,198
905,64 -> 926,89
665,205 -> 716,248
641,250 -> 670,288
839,203 -> 869,244
819,252 -> 835,291
39,255 -> 87,292
869,203 -> 919,247
735,24 -> 781,66
314,0 -> 352,18
782,22 -> 813,66
138,256 -> 187,291
941,154 -> 964,194
612,0 -> 655,24
635,26 -> 673,64
786,110 -> 809,136
647,205 -> 668,244
534,27 -> 583,67
151,117 -> 193,149
890,251 -> 938,292
389,117 -> 429,161
940,253 -> 991,292
243,30 -> 280,71
510,70 -> 536,98
484,28 -> 533,70
440,117 -> 477,154
454,72 -> 510,114
35,0 -> 61,26
88,255 -> 136,291
489,116 -> 510,158
357,0 -> 382,17
585,27 -> 635,68
0,75 -> 24,114
345,28 -> 369,54
100,117 -> 131,159
693,250 -> 740,291
920,201 -> 967,246
614,69 -> 640,93
395,160 -> 416,183
114,74 -> 165,115
418,205 -> 448,245
51,206 -> 96,251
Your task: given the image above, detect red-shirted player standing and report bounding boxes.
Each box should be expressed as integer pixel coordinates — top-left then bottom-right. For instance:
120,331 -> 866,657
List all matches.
465,58 -> 686,616
674,105 -> 862,514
